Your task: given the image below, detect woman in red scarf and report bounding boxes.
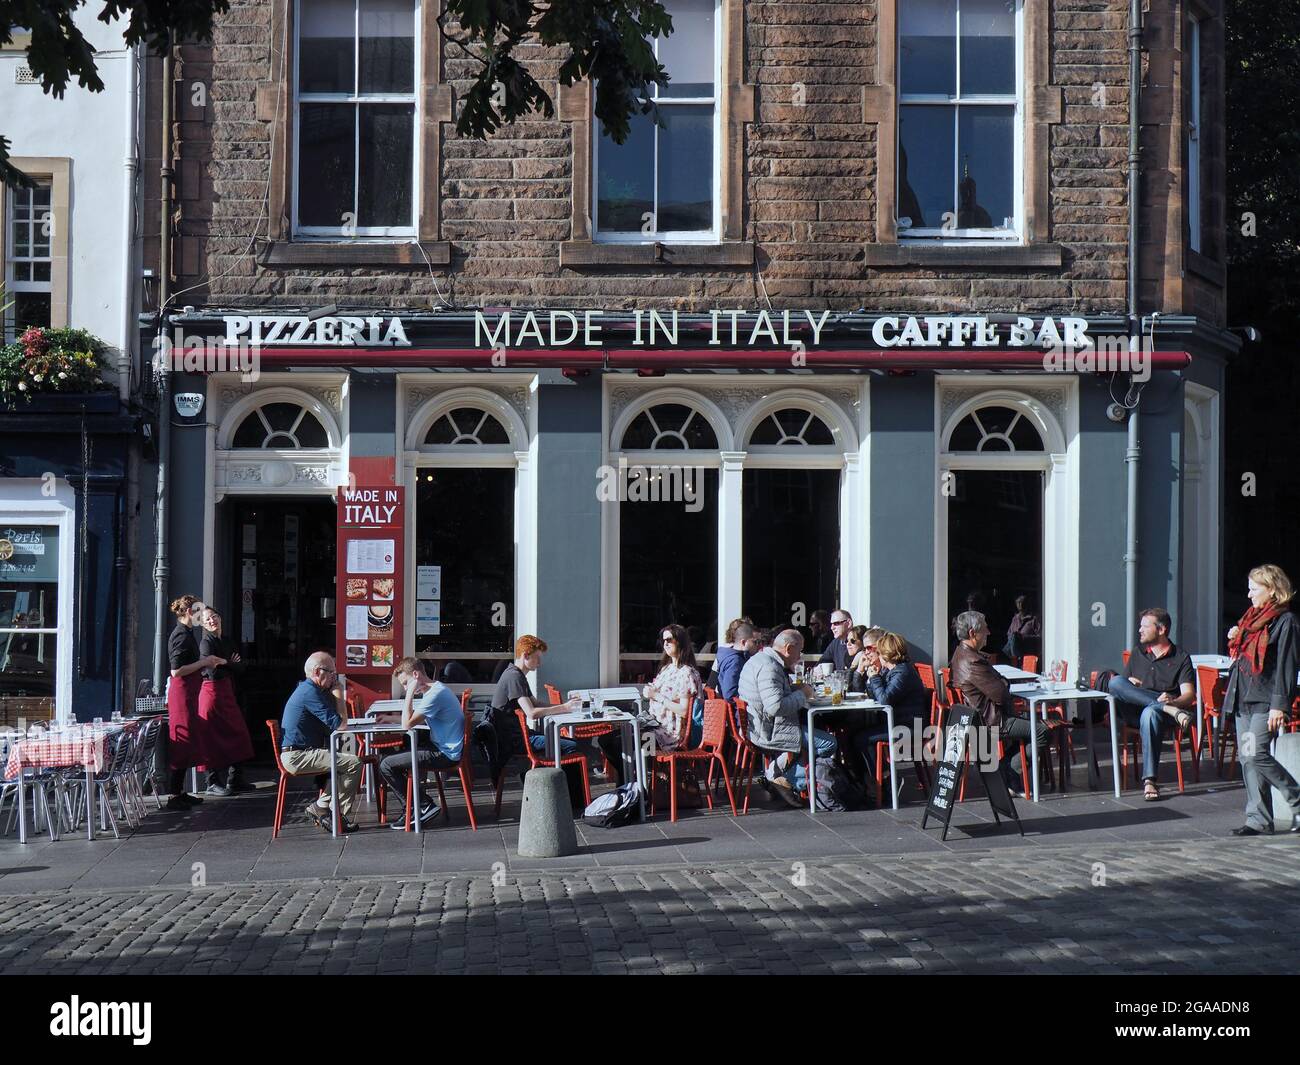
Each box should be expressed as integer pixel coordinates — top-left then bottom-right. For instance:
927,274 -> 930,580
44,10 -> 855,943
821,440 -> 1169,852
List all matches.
1224,564 -> 1300,836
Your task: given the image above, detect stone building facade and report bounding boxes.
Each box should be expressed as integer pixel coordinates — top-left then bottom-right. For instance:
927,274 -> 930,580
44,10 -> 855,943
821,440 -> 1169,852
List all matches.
136,0 -> 1235,708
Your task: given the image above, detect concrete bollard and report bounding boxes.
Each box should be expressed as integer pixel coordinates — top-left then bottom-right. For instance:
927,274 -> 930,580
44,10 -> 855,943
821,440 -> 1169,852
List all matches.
516,767 -> 579,858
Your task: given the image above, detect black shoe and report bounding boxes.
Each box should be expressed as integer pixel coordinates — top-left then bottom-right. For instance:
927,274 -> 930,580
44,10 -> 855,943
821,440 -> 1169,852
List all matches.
1230,825 -> 1271,837
164,795 -> 190,812
182,792 -> 204,805
338,818 -> 360,834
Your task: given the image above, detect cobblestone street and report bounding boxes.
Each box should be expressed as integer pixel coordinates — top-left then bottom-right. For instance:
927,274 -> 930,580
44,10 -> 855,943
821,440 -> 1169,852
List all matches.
2,778 -> 1297,974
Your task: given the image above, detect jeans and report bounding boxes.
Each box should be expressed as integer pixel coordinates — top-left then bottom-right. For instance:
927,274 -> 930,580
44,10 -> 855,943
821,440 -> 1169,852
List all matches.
780,728 -> 837,790
1237,708 -> 1300,831
529,733 -> 579,758
378,745 -> 459,806
1108,676 -> 1169,782
997,714 -> 1049,789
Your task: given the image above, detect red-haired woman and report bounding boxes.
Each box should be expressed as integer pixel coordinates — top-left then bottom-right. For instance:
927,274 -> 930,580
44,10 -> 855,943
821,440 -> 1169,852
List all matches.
166,594 -> 222,809
197,607 -> 254,796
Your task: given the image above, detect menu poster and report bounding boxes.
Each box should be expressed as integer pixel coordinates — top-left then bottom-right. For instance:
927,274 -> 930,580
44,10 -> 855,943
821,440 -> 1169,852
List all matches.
416,599 -> 441,635
416,565 -> 441,600
336,486 -> 404,676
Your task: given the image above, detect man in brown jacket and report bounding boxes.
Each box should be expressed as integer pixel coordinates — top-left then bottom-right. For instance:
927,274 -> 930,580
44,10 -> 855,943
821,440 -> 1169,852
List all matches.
950,610 -> 1047,797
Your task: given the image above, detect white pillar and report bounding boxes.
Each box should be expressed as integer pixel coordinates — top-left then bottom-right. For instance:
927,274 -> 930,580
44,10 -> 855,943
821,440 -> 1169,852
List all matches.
840,451 -> 864,619
717,451 -> 746,645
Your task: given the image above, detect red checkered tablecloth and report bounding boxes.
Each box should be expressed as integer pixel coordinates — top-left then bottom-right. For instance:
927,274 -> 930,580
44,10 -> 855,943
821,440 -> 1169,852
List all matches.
3,724 -> 135,782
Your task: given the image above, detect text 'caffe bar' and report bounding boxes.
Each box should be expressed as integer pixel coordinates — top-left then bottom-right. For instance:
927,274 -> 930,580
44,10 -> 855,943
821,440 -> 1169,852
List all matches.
154,305 -> 1229,701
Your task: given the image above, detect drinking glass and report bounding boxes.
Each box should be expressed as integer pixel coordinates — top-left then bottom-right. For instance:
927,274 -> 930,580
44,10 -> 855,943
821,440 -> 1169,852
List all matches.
111,711 -> 123,723
93,716 -> 104,727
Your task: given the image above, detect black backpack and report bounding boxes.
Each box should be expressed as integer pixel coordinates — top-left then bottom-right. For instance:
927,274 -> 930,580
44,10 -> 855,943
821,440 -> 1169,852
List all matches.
582,782 -> 644,827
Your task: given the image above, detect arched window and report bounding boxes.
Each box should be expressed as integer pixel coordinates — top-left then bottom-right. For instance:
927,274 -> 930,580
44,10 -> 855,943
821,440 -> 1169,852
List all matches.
423,407 -> 510,446
620,403 -> 719,450
748,408 -> 835,446
947,405 -> 1044,453
230,402 -> 329,449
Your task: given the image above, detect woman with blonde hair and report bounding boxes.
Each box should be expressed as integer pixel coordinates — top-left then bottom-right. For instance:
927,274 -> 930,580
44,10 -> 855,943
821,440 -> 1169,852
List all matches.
166,594 -> 223,810
1224,564 -> 1300,836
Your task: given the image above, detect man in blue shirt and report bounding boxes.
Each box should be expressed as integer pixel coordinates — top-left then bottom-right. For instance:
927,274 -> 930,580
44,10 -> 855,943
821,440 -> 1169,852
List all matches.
280,651 -> 361,833
381,657 -> 467,829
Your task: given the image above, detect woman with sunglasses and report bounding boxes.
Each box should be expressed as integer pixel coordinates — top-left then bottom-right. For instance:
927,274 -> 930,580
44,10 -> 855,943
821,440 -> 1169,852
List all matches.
846,626 -> 885,693
166,594 -> 224,810
643,624 -> 704,751
197,607 -> 255,796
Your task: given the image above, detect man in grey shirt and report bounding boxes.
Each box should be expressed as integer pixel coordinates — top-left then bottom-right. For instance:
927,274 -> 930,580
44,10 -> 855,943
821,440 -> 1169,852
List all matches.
738,629 -> 837,806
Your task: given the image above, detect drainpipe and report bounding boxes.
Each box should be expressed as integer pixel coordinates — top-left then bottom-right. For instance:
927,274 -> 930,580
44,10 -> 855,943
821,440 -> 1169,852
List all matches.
1123,0 -> 1143,649
151,47 -> 174,696
119,44 -> 140,402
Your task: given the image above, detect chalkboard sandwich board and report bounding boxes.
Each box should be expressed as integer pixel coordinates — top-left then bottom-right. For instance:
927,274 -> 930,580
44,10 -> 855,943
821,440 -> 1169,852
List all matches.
921,704 -> 1024,841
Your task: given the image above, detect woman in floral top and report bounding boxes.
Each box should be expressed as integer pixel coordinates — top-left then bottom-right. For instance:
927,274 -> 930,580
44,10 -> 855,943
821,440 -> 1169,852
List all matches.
643,623 -> 704,750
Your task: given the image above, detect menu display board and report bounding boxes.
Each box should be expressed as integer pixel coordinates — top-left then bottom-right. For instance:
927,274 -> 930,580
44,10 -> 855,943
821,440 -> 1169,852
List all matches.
336,486 -> 404,676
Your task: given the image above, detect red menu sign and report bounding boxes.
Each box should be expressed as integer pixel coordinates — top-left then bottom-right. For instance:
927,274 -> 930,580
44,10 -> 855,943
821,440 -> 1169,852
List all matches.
336,485 -> 404,675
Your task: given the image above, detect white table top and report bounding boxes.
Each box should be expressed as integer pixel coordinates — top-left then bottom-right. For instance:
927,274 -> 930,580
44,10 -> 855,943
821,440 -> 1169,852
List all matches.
807,696 -> 888,711
994,664 -> 1041,681
545,709 -> 635,728
1011,683 -> 1109,700
333,721 -> 426,735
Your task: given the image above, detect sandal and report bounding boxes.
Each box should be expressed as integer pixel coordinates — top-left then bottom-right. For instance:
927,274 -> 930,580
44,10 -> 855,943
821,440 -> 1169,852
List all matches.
1143,781 -> 1160,802
1173,709 -> 1192,731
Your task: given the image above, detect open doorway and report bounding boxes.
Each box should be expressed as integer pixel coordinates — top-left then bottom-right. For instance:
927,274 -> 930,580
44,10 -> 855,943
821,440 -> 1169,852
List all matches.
947,469 -> 1043,663
224,497 -> 337,755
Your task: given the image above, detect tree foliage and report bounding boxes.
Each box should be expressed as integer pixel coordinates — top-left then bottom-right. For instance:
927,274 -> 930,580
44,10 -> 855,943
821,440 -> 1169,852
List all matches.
1,0 -> 671,187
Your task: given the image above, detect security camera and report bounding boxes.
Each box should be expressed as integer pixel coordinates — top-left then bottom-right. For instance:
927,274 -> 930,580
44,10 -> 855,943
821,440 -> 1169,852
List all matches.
1105,403 -> 1128,423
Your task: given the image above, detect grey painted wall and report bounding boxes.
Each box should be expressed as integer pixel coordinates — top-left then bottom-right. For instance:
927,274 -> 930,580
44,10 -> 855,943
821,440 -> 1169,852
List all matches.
535,371 -> 603,690
348,372 -> 396,457
1135,374 -> 1184,633
1077,376 -> 1130,672
868,375 -> 936,663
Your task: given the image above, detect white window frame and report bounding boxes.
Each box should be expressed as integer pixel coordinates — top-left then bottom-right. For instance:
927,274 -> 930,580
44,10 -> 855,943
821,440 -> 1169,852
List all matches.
4,179 -> 54,342
292,0 -> 421,239
0,481 -> 75,723
1188,14 -> 1202,254
592,0 -> 723,244
897,0 -> 1024,244
399,381 -> 537,688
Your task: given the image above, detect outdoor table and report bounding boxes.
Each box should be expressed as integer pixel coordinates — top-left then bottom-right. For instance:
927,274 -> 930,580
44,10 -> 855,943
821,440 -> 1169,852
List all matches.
543,709 -> 646,822
1008,683 -> 1120,800
329,721 -> 426,838
807,696 -> 897,813
4,722 -> 137,844
993,664 -> 1041,682
566,687 -> 646,713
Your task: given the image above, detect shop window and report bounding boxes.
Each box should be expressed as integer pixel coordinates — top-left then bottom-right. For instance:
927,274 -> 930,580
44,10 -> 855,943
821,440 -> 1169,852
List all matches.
294,0 -> 418,237
423,407 -> 510,446
231,402 -> 330,449
620,403 -> 719,450
748,408 -> 835,446
897,0 -> 1020,240
414,468 -> 515,682
4,179 -> 53,340
741,469 -> 840,652
947,405 -> 1043,452
0,524 -> 60,721
618,468 -> 718,683
593,0 -> 719,242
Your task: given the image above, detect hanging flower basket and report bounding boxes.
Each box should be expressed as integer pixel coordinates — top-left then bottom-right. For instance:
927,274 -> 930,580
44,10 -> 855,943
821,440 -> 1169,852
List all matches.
0,326 -> 109,403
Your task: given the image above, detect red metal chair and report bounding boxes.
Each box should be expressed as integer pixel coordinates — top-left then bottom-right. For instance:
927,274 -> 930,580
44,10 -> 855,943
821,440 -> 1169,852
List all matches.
1197,664 -> 1235,780
493,708 -> 592,817
725,698 -> 776,814
1021,654 -> 1039,674
547,682 -> 617,777
266,719 -> 322,839
650,698 -> 738,822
